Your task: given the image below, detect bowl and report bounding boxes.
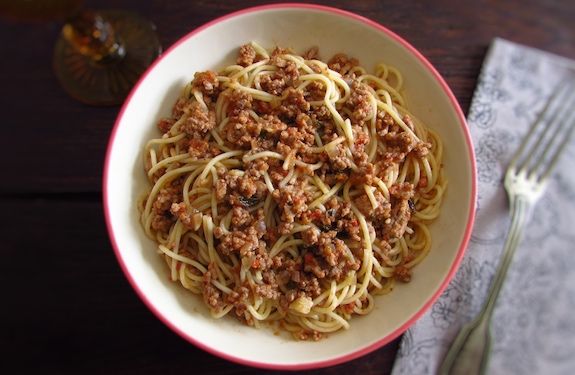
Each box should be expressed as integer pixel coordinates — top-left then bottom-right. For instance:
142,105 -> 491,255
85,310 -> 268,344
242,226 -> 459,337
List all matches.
104,3 -> 476,370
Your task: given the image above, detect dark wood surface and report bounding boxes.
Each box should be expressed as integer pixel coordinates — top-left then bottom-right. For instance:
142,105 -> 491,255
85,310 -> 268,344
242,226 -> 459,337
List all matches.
0,0 -> 573,373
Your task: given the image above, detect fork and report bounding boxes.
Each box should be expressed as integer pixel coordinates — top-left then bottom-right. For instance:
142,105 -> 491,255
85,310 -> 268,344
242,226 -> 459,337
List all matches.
438,78 -> 575,375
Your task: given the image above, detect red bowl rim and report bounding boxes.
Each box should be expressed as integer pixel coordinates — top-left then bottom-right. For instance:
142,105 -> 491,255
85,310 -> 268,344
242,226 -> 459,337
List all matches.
103,2 -> 477,370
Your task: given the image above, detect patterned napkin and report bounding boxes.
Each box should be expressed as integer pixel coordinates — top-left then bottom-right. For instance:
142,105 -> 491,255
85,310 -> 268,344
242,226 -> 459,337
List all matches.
391,38 -> 575,375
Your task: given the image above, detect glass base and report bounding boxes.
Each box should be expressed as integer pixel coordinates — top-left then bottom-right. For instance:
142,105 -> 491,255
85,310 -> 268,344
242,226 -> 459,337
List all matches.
53,10 -> 162,106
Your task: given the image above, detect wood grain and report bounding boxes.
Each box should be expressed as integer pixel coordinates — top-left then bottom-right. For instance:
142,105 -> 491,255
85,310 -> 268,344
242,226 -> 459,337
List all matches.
0,0 -> 573,373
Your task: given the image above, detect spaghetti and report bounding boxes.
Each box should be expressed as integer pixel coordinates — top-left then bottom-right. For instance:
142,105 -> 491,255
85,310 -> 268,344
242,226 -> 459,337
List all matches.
139,42 -> 445,340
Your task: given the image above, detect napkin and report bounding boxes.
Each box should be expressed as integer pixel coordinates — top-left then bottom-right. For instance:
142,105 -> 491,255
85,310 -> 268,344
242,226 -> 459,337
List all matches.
391,38 -> 575,375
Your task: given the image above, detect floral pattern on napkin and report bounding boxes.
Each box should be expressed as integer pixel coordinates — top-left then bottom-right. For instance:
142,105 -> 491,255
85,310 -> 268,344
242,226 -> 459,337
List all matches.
392,38 -> 575,375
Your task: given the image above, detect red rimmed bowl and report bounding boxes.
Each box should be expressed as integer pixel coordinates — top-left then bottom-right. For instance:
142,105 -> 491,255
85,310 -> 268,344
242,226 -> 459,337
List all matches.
104,3 -> 476,370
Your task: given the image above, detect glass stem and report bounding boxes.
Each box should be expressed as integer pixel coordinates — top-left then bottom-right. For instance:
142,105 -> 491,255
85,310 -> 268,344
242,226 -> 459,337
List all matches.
62,9 -> 126,64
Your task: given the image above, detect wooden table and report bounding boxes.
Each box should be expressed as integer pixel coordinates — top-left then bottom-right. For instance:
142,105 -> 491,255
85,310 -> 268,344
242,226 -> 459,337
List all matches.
1,0 -> 573,373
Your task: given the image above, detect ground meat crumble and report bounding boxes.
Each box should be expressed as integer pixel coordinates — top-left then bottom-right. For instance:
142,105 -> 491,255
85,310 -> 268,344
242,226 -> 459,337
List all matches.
145,44 -> 440,340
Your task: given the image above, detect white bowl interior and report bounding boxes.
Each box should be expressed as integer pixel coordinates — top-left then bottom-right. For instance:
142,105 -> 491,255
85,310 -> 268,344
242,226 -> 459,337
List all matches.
106,6 -> 474,368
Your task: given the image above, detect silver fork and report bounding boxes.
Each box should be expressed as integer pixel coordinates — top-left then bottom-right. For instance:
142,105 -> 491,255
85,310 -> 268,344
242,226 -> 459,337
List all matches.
439,78 -> 575,375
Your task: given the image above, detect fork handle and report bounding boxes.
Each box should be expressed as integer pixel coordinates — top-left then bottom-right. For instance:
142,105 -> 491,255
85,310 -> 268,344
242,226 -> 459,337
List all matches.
438,195 -> 530,375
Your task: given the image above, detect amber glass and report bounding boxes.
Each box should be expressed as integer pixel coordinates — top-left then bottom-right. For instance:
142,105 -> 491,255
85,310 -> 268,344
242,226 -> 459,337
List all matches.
53,9 -> 162,105
1,1 -> 160,105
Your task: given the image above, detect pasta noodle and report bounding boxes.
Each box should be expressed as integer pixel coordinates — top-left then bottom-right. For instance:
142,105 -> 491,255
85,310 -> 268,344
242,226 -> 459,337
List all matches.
139,42 -> 446,340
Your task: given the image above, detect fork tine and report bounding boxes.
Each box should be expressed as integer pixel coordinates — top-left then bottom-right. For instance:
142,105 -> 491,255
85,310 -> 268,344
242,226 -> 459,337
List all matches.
528,80 -> 575,180
539,106 -> 575,183
508,80 -> 571,171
